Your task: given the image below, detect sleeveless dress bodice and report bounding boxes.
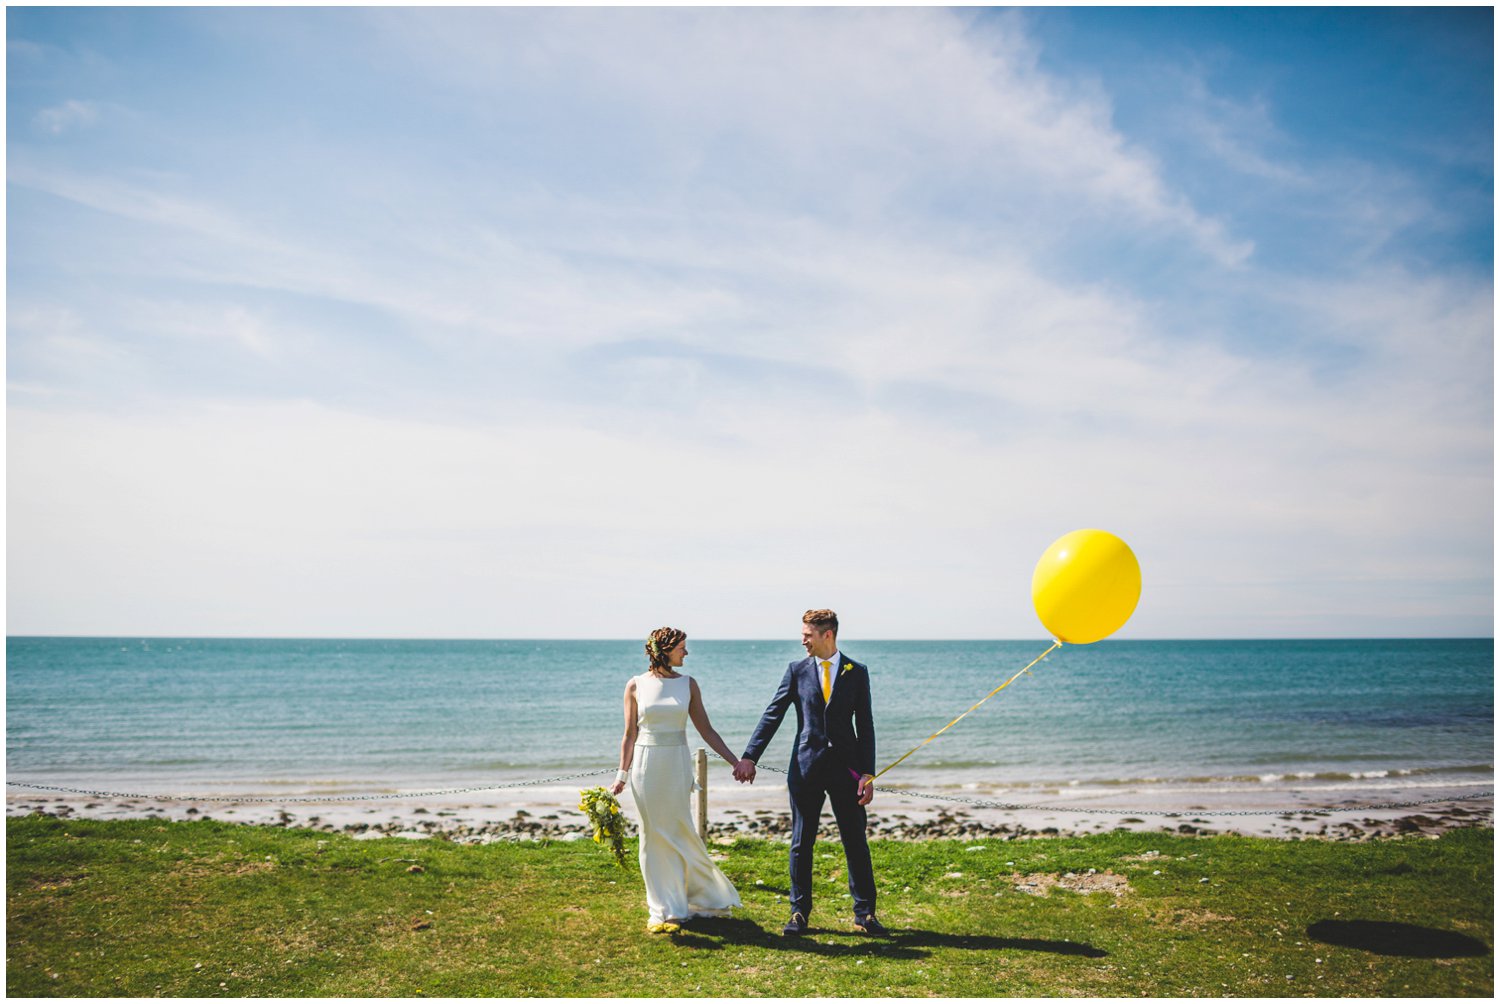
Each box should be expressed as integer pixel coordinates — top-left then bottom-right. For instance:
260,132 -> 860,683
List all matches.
635,673 -> 690,746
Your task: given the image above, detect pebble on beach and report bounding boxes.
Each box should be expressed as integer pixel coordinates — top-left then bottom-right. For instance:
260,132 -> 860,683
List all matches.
8,794 -> 1491,845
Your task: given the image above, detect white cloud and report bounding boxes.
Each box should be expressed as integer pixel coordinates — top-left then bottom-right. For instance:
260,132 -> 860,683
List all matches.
34,98 -> 99,134
1179,79 -> 1308,186
6,164 -> 292,255
8,257 -> 1491,640
366,7 -> 1252,263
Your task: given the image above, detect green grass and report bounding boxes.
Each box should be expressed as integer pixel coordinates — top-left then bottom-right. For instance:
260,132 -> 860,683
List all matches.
6,815 -> 1492,996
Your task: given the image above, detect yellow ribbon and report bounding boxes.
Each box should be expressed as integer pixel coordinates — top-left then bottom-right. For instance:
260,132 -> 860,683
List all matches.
873,640 -> 1062,781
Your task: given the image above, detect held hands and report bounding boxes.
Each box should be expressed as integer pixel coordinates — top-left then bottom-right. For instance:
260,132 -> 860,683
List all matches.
733,758 -> 757,784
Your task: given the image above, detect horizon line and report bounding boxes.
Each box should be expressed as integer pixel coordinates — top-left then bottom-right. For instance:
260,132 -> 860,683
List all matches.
6,634 -> 1494,643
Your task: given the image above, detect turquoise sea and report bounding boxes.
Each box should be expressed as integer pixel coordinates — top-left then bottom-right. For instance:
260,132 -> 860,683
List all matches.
5,638 -> 1493,801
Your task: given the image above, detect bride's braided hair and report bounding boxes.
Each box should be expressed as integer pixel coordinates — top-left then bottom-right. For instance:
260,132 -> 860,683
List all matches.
645,626 -> 687,676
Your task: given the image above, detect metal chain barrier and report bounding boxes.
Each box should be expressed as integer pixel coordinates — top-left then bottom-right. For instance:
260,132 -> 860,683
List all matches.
5,769 -> 615,804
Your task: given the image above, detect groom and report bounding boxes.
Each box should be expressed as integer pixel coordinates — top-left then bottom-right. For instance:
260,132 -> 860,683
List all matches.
735,609 -> 886,936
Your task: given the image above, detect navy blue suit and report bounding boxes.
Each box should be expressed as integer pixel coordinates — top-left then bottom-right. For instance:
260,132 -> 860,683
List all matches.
743,654 -> 876,920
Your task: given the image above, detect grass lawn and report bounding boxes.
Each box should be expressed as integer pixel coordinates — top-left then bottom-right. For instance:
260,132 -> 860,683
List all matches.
6,815 -> 1492,997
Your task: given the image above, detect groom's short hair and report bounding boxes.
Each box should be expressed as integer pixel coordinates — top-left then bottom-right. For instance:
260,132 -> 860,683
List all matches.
803,609 -> 839,637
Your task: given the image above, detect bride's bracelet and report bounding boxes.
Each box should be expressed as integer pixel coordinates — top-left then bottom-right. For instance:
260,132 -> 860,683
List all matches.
615,769 -> 629,785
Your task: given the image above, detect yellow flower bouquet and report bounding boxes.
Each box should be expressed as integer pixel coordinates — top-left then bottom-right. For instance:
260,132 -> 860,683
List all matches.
578,786 -> 628,868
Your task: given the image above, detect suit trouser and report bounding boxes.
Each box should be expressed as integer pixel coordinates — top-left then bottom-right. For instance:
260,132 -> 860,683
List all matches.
787,754 -> 876,919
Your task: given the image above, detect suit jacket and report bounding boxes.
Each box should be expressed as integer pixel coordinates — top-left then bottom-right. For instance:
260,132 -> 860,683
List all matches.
744,654 -> 875,779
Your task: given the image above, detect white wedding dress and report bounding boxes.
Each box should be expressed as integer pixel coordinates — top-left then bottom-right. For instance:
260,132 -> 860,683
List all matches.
630,672 -> 741,925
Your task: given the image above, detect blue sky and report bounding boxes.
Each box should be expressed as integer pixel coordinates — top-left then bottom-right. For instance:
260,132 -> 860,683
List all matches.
7,7 -> 1493,639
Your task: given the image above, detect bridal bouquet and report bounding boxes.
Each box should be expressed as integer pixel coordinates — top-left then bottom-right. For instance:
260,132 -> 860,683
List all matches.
578,786 -> 628,868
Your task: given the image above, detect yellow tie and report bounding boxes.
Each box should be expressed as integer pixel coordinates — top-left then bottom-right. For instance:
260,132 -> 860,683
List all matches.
821,660 -> 832,702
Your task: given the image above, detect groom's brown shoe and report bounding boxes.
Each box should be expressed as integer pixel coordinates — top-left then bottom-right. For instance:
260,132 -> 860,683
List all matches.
853,914 -> 889,936
783,912 -> 808,936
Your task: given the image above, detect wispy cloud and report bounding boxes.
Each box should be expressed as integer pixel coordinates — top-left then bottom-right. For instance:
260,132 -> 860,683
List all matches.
33,97 -> 99,134
6,7 -> 1490,637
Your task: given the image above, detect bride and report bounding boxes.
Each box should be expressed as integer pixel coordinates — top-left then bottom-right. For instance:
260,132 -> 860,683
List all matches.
610,626 -> 742,932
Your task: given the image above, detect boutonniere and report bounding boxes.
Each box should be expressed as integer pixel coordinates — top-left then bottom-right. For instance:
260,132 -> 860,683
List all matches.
841,662 -> 855,676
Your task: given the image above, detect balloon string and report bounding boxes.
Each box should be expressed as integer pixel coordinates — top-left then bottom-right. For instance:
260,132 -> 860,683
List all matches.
873,640 -> 1062,781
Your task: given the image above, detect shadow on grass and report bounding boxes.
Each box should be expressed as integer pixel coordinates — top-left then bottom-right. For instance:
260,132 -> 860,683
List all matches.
678,917 -> 1106,960
1306,919 -> 1490,959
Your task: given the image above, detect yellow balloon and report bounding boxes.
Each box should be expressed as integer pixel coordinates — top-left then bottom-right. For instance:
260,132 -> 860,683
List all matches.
1031,529 -> 1141,644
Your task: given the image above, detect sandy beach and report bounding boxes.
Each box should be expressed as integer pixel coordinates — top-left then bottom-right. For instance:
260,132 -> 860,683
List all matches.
9,773 -> 1490,844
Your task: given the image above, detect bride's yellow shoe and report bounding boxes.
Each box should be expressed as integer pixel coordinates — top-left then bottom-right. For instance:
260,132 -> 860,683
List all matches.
647,920 -> 682,934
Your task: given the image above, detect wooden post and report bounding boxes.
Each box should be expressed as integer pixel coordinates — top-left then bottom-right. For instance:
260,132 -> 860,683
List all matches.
696,747 -> 709,842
